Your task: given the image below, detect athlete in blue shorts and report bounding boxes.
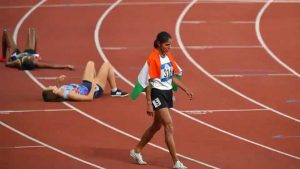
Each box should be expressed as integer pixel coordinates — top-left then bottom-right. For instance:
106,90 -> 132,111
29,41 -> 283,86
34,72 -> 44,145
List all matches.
42,61 -> 128,101
2,28 -> 74,70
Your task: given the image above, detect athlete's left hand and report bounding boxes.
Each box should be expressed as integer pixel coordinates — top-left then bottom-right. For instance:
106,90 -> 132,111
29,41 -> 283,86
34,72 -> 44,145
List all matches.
66,65 -> 75,70
56,75 -> 66,82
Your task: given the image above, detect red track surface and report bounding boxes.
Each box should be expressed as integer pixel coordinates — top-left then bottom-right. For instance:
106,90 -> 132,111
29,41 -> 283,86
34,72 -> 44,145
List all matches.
1,1 -> 299,169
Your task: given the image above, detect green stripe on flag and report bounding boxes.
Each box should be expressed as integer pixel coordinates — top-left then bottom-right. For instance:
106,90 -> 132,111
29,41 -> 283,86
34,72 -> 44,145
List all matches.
172,75 -> 182,91
130,80 -> 145,100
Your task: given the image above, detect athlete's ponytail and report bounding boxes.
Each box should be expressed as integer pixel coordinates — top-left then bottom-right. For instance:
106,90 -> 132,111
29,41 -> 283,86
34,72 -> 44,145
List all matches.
153,31 -> 172,48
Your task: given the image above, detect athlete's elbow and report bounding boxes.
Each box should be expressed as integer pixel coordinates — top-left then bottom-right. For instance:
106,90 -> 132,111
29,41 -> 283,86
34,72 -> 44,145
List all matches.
86,96 -> 94,101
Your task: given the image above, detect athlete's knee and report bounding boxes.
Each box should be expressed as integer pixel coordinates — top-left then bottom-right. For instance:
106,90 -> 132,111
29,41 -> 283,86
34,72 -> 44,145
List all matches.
3,29 -> 8,35
87,60 -> 95,66
102,62 -> 112,68
164,122 -> 174,134
30,27 -> 36,32
150,123 -> 162,133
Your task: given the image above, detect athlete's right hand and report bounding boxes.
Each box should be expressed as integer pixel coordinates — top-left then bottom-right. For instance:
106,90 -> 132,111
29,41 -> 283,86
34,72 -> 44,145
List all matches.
146,103 -> 154,117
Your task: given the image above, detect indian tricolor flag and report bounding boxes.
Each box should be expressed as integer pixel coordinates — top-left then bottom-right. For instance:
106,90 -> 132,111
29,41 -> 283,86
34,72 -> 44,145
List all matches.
130,62 -> 150,100
130,61 -> 182,100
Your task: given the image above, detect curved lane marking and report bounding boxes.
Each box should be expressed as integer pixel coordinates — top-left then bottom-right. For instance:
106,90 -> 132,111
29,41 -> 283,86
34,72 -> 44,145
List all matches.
175,1 -> 299,123
0,121 -> 106,169
255,0 -> 300,77
5,0 -> 105,168
175,1 -> 300,160
7,0 -> 219,168
93,0 -> 219,168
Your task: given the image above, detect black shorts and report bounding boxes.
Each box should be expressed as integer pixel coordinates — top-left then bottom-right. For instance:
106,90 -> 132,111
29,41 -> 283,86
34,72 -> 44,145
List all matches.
9,49 -> 37,61
23,49 -> 37,55
81,80 -> 104,98
151,88 -> 173,111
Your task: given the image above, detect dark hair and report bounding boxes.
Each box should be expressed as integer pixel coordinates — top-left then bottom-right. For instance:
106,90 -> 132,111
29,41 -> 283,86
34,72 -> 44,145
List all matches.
42,90 -> 64,102
153,31 -> 172,48
21,56 -> 35,70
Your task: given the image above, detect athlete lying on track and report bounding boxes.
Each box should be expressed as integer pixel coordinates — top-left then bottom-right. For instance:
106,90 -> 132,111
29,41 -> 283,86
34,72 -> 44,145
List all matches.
1,28 -> 74,70
42,61 -> 128,101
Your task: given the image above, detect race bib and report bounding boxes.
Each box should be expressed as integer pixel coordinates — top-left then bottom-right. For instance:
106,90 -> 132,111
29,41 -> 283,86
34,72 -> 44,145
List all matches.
152,98 -> 162,108
160,62 -> 173,82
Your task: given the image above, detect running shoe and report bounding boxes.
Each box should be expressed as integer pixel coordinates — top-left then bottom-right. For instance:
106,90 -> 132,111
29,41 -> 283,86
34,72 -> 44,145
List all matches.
173,160 -> 187,169
33,54 -> 42,61
130,149 -> 147,165
111,89 -> 128,97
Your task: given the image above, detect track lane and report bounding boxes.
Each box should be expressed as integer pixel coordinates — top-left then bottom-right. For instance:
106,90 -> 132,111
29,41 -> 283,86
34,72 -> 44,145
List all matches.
176,0 -> 296,160
259,2 -> 300,73
177,0 -> 299,118
1,1 -> 108,169
176,0 -> 299,122
256,0 -> 300,77
15,0 -> 218,166
2,0 -> 300,169
0,126 -> 95,169
98,0 -> 300,168
2,108 -> 193,169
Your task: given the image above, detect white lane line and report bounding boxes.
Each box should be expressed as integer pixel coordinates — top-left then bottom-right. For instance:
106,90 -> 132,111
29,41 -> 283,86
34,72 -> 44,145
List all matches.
38,75 -> 121,80
83,45 -> 262,50
122,1 -> 190,5
95,0 -> 300,163
65,102 -> 221,169
36,76 -> 58,80
0,121 -> 105,169
13,0 -> 46,44
9,0 -> 218,168
28,67 -> 214,168
231,21 -> 256,24
11,0 -> 299,167
0,1 -> 190,9
196,0 -> 300,3
182,20 -> 256,24
0,109 -> 73,115
0,3 -> 109,9
94,1 -> 219,169
287,100 -> 300,103
1,0 -> 300,9
182,108 -> 268,114
255,0 -> 300,77
176,0 -> 299,122
273,135 -> 300,139
36,76 -> 81,80
173,45 -> 262,49
101,47 -> 128,50
10,1 -> 106,169
213,73 -> 295,77
0,145 -> 45,149
182,20 -> 207,24
0,3 -> 110,9
176,0 -> 300,160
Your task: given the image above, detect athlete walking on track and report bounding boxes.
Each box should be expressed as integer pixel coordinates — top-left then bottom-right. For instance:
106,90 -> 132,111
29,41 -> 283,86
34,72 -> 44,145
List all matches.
130,31 -> 193,169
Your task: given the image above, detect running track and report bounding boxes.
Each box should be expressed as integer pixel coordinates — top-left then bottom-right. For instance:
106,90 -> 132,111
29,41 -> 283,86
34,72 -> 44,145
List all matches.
0,0 -> 299,169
